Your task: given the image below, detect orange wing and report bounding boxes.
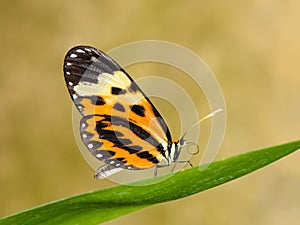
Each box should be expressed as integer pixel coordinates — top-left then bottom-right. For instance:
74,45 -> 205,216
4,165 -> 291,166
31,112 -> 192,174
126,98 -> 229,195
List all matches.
64,46 -> 173,177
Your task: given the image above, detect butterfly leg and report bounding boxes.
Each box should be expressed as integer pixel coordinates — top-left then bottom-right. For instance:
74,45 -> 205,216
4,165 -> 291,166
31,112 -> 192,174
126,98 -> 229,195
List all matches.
154,159 -> 171,177
171,160 -> 193,172
154,159 -> 194,176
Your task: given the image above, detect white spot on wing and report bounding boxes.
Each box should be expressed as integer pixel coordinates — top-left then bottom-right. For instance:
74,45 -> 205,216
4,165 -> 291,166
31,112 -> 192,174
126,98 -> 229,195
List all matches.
96,153 -> 103,158
72,94 -> 78,99
66,71 -> 70,75
88,143 -> 93,149
76,49 -> 85,53
70,54 -> 77,58
82,134 -> 87,139
85,48 -> 92,52
68,82 -> 73,86
110,161 -> 115,164
66,62 -> 72,66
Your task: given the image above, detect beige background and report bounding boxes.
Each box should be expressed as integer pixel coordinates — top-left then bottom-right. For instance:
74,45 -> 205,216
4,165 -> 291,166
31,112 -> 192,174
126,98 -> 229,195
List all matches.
0,1 -> 299,224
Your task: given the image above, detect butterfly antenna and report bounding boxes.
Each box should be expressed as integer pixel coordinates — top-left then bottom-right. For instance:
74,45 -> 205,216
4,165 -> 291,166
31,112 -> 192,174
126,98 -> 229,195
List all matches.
180,108 -> 223,142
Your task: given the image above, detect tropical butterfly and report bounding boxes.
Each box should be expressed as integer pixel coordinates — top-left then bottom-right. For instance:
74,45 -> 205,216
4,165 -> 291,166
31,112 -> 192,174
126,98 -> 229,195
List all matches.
63,45 -> 218,179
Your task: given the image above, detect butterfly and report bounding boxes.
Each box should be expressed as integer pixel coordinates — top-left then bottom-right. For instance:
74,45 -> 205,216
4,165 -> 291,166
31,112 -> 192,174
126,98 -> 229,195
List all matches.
64,46 -> 196,179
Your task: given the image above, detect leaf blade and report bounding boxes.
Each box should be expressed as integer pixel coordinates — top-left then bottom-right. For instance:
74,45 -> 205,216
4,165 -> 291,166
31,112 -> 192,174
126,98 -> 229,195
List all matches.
1,140 -> 299,225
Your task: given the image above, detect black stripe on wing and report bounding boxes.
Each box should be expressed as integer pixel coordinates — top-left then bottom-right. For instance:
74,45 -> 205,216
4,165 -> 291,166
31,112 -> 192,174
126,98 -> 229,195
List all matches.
102,115 -> 163,150
80,114 -> 163,169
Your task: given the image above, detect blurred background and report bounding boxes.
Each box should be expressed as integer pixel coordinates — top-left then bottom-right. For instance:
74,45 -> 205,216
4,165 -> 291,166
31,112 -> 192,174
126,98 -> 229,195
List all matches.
0,0 -> 299,224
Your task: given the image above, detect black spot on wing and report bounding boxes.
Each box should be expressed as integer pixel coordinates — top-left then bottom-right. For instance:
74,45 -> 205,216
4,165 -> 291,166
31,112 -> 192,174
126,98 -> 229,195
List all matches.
130,105 -> 145,117
111,87 -> 127,95
113,103 -> 125,112
107,150 -> 116,157
115,157 -> 127,163
89,96 -> 105,105
128,81 -> 139,92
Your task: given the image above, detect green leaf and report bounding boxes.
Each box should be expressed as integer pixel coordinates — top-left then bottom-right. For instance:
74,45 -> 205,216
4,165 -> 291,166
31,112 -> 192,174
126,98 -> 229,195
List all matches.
1,140 -> 299,225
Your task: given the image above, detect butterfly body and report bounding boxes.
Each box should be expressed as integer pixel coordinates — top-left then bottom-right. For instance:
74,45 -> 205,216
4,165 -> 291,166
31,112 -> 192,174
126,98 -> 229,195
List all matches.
64,46 -> 184,179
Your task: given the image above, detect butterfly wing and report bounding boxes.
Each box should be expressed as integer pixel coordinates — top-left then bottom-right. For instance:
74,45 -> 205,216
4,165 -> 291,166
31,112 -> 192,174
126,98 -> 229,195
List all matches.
64,46 -> 172,178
